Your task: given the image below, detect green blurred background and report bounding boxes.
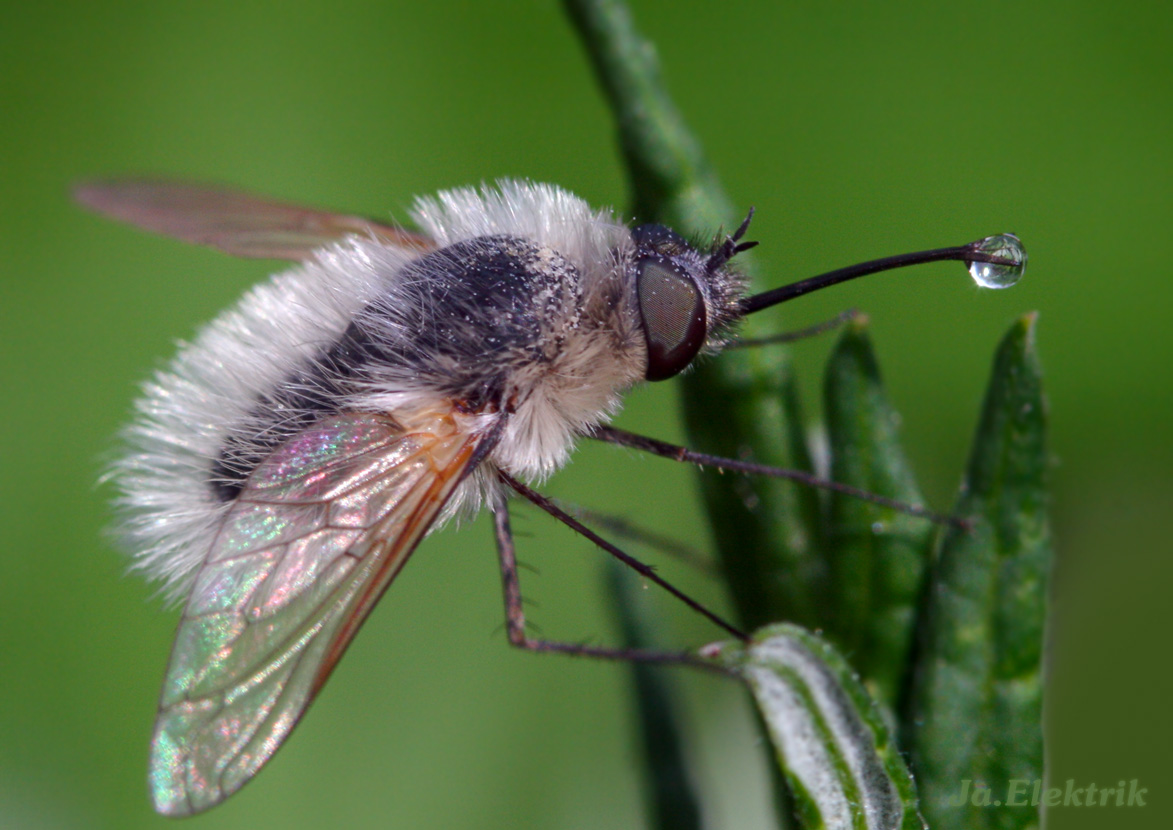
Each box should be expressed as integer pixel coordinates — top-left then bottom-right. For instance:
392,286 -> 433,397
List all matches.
1,1 -> 1169,827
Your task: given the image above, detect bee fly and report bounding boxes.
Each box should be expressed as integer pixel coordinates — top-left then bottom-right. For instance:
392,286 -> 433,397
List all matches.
76,179 -> 1025,815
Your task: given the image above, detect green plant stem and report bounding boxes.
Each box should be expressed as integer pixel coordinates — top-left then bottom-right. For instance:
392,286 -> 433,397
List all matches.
562,0 -> 734,233
564,4 -> 824,826
563,0 -> 822,634
606,561 -> 703,830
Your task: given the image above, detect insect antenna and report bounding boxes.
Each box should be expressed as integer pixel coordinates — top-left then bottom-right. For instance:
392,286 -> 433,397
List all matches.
706,207 -> 759,272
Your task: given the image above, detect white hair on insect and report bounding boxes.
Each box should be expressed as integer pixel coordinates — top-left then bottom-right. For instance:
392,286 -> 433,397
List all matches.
411,180 -> 624,271
111,236 -> 406,603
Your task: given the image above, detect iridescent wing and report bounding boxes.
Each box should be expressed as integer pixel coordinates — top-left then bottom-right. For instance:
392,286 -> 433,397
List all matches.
74,180 -> 434,260
151,408 -> 490,816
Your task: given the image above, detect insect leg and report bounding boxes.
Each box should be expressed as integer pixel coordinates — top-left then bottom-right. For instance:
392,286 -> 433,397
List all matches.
491,483 -> 745,667
590,425 -> 968,530
544,499 -> 716,575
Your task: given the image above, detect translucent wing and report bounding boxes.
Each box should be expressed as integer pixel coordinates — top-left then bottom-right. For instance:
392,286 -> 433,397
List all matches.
74,180 -> 434,260
150,409 -> 488,816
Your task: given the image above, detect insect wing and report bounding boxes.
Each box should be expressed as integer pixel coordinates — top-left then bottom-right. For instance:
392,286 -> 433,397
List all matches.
74,180 -> 434,260
150,410 -> 484,815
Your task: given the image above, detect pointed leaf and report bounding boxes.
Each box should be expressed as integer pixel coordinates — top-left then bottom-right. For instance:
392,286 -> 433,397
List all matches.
904,314 -> 1050,829
707,625 -> 926,830
823,317 -> 932,708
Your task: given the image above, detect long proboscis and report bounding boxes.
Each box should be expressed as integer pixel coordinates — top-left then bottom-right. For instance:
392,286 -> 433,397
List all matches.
740,240 -> 1021,315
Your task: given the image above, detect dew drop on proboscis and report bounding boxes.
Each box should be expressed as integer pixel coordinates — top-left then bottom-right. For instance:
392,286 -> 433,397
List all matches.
967,233 -> 1027,289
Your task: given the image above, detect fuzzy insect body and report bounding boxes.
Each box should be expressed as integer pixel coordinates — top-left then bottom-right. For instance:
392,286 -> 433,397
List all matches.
82,180 -> 746,815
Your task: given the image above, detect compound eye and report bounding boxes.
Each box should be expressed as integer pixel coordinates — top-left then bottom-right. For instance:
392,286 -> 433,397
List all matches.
637,259 -> 707,381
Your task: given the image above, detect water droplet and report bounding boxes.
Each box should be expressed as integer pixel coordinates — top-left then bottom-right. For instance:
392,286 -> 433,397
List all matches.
968,233 -> 1027,289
